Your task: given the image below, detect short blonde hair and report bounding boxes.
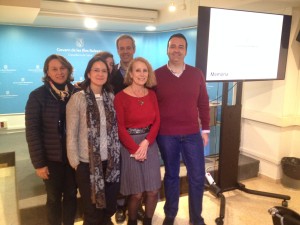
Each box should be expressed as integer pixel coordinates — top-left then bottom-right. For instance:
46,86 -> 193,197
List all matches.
124,57 -> 157,88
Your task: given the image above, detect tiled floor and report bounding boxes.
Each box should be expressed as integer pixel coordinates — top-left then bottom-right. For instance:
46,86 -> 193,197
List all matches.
72,176 -> 300,225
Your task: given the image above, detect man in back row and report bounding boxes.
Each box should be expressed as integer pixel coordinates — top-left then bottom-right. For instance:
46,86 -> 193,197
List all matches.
110,34 -> 135,94
110,34 -> 146,224
155,33 -> 210,225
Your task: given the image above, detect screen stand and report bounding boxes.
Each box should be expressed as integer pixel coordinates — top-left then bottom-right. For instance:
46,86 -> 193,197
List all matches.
210,82 -> 290,225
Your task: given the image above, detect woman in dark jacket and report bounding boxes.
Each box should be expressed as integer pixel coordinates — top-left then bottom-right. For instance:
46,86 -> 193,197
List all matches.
25,54 -> 77,225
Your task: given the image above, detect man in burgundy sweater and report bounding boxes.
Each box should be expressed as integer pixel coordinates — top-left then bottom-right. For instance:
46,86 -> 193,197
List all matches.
155,33 -> 210,225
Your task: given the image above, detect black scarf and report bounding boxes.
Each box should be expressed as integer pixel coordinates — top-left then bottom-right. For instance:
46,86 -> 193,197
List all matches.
85,86 -> 120,208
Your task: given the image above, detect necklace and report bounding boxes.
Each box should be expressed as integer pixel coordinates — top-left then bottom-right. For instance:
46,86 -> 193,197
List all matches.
131,86 -> 145,106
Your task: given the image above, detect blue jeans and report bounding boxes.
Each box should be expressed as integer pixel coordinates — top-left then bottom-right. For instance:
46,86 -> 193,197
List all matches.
157,133 -> 205,225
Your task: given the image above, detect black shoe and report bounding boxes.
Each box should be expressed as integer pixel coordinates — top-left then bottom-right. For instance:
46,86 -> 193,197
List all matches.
137,205 -> 145,221
162,217 -> 175,225
189,223 -> 206,225
143,217 -> 152,225
103,218 -> 114,225
127,219 -> 137,225
189,221 -> 207,225
115,207 -> 126,223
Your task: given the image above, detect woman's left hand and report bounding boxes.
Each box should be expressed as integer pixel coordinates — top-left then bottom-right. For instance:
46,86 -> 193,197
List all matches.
133,139 -> 149,161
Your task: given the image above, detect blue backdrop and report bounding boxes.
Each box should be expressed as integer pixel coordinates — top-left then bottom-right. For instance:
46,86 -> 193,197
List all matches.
0,25 -> 221,114
0,25 -> 226,156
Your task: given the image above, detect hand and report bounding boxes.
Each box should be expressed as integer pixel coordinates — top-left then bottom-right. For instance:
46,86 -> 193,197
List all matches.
202,133 -> 209,146
36,166 -> 50,180
133,139 -> 149,161
74,81 -> 82,88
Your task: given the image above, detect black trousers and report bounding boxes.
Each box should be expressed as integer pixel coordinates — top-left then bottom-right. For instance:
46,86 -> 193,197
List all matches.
44,161 -> 77,225
76,161 -> 120,225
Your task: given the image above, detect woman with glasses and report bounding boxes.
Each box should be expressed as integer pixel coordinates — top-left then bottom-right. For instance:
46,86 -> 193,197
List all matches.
67,56 -> 120,225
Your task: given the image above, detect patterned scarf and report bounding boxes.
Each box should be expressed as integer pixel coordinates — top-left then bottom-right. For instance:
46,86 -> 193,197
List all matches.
49,81 -> 70,101
85,86 -> 120,208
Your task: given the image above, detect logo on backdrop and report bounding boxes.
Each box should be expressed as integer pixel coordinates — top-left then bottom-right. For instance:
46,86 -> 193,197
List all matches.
13,77 -> 33,86
0,65 -> 17,73
76,38 -> 84,48
56,38 -> 102,57
28,65 -> 43,73
0,90 -> 18,99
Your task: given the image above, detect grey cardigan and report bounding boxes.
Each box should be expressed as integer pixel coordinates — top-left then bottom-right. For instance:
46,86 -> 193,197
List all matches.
66,90 -> 114,168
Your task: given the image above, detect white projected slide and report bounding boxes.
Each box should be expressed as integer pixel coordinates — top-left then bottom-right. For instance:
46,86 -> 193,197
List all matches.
206,8 -> 284,81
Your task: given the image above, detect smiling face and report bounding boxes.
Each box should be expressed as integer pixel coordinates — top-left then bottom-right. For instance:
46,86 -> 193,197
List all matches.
117,38 -> 135,65
167,36 -> 187,64
47,59 -> 69,84
88,61 -> 108,90
130,60 -> 149,87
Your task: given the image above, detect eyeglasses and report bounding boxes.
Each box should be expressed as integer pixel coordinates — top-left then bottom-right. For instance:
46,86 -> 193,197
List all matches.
90,68 -> 108,73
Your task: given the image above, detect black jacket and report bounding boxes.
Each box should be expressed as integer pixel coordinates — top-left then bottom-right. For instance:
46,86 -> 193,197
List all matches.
25,83 -> 75,169
110,66 -> 127,94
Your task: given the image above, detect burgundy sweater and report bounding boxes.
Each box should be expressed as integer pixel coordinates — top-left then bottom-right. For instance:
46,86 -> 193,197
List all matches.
155,64 -> 210,135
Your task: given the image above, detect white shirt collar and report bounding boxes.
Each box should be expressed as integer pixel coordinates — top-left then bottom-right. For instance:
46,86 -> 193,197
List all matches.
167,62 -> 186,77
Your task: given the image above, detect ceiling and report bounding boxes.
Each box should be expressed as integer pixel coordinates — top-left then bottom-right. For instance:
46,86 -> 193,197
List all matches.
1,0 -> 300,32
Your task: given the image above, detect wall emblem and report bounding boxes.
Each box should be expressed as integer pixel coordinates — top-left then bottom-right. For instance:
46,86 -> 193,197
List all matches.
76,38 -> 84,48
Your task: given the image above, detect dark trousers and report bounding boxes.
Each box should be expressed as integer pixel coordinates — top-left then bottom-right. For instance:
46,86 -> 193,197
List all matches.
44,161 -> 77,225
76,161 -> 120,225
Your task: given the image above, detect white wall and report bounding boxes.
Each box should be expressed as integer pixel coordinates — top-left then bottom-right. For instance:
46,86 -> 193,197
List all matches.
240,7 -> 300,180
0,114 -> 25,130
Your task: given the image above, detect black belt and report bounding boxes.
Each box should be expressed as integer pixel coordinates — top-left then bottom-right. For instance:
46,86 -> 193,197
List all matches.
127,126 -> 150,135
